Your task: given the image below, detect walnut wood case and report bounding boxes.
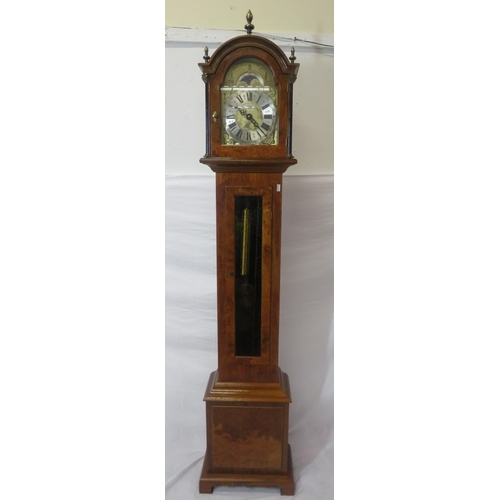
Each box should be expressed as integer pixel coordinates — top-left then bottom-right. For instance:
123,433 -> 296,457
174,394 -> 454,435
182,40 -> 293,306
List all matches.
198,25 -> 299,496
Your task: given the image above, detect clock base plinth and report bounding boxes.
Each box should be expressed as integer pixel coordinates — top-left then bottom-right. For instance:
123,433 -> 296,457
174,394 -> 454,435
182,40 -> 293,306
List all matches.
199,444 -> 295,496
200,370 -> 295,495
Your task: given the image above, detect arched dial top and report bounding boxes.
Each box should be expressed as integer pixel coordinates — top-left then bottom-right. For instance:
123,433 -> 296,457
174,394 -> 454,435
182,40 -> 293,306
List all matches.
221,58 -> 278,146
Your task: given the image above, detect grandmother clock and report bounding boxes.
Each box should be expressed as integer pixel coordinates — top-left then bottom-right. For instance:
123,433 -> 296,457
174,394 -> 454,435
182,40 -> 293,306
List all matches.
198,11 -> 299,495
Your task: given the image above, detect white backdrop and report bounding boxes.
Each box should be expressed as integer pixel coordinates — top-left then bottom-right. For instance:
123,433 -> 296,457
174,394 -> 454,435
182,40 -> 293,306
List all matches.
165,174 -> 333,499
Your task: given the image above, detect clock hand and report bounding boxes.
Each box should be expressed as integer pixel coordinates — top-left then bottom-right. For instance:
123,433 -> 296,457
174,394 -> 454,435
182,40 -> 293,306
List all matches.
245,114 -> 262,130
248,115 -> 258,125
235,109 -> 258,127
232,107 -> 253,121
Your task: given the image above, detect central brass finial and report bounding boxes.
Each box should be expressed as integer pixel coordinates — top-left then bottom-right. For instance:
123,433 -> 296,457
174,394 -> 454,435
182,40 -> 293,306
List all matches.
245,10 -> 254,34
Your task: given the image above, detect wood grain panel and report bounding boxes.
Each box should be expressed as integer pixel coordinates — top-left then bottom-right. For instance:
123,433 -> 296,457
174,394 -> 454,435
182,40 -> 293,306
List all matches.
212,406 -> 283,470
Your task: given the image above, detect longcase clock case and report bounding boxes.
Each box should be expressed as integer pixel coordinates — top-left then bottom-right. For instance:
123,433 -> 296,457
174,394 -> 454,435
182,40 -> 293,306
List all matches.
198,13 -> 299,496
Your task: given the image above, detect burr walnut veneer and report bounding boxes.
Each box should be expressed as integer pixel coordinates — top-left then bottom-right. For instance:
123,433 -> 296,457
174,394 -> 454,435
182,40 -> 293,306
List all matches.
198,12 -> 299,495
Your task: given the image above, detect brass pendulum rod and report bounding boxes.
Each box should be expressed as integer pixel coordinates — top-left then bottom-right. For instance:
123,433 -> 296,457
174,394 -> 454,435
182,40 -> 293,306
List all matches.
241,207 -> 251,277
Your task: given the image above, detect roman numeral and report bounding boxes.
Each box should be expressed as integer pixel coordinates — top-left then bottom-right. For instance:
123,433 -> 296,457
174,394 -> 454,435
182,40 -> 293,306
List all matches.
227,114 -> 236,119
236,95 -> 244,103
261,103 -> 270,110
264,114 -> 273,120
228,122 -> 237,130
236,129 -> 243,139
261,122 -> 270,131
256,94 -> 263,104
247,91 -> 253,102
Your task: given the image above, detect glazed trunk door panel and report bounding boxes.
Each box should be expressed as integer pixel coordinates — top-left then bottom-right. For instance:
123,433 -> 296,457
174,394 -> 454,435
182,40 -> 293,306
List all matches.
224,186 -> 272,366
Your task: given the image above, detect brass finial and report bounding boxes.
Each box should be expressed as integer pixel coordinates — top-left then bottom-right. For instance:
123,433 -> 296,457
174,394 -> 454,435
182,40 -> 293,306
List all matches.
245,10 -> 254,34
203,46 -> 210,62
289,47 -> 296,63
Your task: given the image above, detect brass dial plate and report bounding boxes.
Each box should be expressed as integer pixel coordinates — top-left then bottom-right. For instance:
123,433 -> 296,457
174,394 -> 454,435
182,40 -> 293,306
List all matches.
221,58 -> 278,146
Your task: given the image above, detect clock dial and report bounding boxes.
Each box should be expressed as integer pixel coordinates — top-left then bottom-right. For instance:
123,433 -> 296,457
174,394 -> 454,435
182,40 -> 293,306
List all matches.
223,89 -> 277,145
220,58 -> 278,146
